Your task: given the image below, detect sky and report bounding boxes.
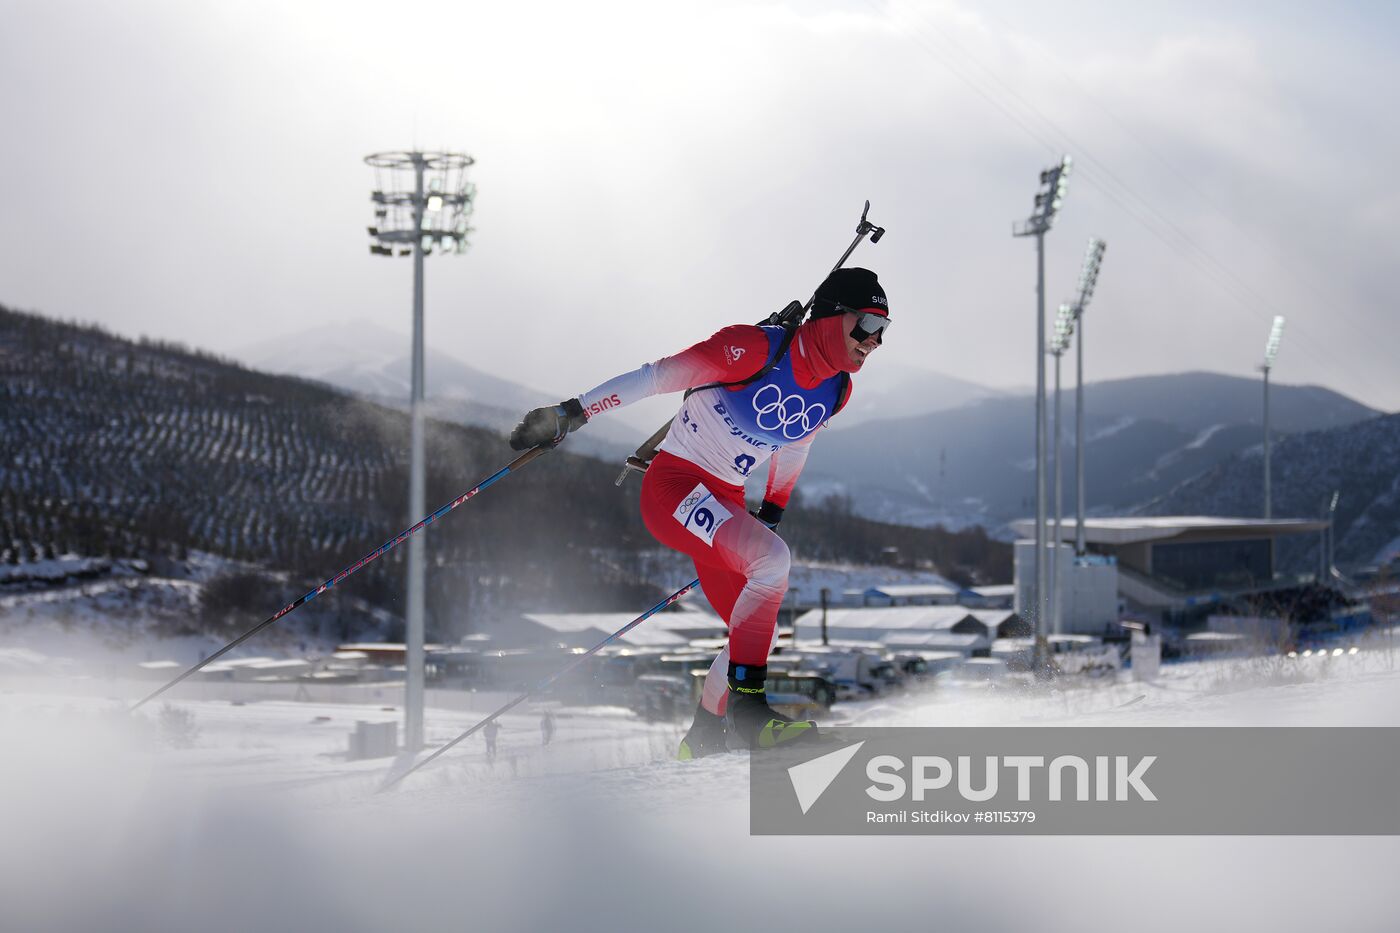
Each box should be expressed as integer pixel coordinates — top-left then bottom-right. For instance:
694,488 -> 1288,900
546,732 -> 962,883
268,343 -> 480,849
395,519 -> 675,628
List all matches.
3,0 -> 1398,411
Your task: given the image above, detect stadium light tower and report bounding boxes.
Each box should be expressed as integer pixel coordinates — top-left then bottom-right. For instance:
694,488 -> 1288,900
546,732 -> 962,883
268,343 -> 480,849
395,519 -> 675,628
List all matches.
1050,304 -> 1075,635
1070,238 -> 1107,555
1013,154 -> 1072,671
364,150 -> 476,751
1261,315 -> 1285,520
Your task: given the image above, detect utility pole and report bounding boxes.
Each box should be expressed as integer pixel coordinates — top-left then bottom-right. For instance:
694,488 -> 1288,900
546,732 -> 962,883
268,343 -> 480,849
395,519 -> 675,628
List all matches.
820,587 -> 831,647
364,150 -> 476,750
1261,316 -> 1285,520
1014,155 -> 1071,673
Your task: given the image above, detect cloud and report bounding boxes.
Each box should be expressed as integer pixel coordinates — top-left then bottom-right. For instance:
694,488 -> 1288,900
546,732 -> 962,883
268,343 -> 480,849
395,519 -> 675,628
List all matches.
1,0 -> 1396,409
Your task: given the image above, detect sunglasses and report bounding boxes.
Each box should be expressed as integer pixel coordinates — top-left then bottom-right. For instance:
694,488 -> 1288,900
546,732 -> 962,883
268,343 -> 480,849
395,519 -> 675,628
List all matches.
828,304 -> 891,343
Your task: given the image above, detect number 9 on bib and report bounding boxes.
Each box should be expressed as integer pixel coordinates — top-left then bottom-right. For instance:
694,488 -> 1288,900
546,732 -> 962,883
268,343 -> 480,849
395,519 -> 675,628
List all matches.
673,482 -> 735,547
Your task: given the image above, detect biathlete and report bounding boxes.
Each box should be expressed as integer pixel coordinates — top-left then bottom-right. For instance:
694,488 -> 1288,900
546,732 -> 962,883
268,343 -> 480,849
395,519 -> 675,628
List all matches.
509,267 -> 890,757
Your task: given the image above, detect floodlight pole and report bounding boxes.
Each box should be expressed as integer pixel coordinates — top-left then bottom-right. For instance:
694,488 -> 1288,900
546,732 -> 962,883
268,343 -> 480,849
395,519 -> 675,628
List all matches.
1052,342 -> 1064,635
1262,365 -> 1272,520
1070,238 -> 1105,557
1049,304 -> 1074,637
365,149 -> 476,753
1327,490 -> 1340,579
1074,312 -> 1086,556
1318,493 -> 1330,581
406,156 -> 427,751
1261,315 -> 1285,521
1035,232 -> 1049,654
1014,155 -> 1071,673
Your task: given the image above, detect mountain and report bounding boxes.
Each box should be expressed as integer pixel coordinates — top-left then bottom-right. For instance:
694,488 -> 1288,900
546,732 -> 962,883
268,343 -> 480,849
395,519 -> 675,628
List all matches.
1140,412 -> 1400,569
236,318 -> 548,412
234,319 -> 642,458
235,321 -> 1018,460
1050,371 -> 1377,434
0,304 -> 1010,644
803,371 -> 1382,532
826,360 -> 1005,423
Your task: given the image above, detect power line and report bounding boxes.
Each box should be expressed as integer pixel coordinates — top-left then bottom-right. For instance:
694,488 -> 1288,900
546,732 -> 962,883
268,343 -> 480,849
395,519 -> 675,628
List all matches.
864,1 -> 1385,400
975,3 -> 1384,350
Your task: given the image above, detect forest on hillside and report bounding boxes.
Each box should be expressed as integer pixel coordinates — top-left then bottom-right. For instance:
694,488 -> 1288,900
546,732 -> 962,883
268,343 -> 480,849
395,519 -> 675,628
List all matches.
0,304 -> 1010,641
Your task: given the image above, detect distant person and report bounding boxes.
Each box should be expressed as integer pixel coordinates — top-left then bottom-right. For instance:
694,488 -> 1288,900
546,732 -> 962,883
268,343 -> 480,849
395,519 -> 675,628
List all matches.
510,268 -> 890,758
483,719 -> 499,761
540,710 -> 555,747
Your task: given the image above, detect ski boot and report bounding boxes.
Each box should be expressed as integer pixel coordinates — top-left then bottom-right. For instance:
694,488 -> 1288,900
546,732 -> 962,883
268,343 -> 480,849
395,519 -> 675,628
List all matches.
677,701 -> 728,761
723,663 -> 820,751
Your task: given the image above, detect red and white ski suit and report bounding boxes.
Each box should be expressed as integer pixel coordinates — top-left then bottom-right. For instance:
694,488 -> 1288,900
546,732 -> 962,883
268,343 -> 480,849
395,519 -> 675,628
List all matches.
577,315 -> 858,714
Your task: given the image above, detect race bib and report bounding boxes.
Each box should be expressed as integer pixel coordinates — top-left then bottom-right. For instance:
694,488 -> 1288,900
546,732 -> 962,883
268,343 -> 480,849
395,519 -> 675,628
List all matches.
673,482 -> 734,547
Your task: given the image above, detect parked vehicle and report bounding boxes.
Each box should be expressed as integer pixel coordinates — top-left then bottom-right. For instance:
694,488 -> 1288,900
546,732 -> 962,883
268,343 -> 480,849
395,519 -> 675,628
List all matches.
782,644 -> 898,700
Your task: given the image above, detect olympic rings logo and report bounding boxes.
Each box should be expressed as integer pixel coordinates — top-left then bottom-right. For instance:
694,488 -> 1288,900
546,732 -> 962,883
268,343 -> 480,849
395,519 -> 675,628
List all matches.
752,384 -> 826,440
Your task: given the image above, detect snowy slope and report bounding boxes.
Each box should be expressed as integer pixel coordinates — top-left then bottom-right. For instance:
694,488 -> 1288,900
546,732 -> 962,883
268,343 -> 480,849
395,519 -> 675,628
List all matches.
4,646 -> 1400,933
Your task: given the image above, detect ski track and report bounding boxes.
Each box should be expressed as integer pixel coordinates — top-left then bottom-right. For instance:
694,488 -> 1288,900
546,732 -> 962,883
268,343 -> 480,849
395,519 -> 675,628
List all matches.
5,651 -> 1400,932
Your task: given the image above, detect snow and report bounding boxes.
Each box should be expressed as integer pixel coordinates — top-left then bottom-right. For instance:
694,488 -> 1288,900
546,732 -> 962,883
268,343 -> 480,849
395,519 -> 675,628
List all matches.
0,646 -> 55,673
0,555 -> 116,585
1087,414 -> 1138,442
784,560 -> 956,606
1145,422 -> 1230,476
1373,533 -> 1400,565
4,644 -> 1400,932
1184,422 -> 1228,450
1015,416 -> 1140,470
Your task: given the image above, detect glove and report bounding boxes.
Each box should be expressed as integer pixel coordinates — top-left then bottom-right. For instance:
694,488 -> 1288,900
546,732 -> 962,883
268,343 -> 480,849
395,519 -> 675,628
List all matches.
751,500 -> 784,529
510,398 -> 587,450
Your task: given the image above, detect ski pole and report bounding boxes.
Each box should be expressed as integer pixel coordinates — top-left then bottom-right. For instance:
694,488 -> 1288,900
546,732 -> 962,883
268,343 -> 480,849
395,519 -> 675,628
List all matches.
379,576 -> 702,791
129,444 -> 555,713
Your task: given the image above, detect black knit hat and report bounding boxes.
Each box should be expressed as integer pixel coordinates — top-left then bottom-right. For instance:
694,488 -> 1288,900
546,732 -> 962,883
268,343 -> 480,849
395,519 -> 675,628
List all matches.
810,267 -> 888,320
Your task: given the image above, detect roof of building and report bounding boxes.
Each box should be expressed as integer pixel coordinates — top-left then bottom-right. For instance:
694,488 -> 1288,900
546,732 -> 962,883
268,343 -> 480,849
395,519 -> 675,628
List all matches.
1010,516 -> 1329,546
522,613 -> 619,634
522,613 -> 696,646
649,612 -> 727,634
606,627 -> 688,647
882,632 -> 985,648
970,584 -> 1016,597
336,643 -> 445,654
792,606 -> 978,632
967,609 -> 1020,628
862,584 -> 959,598
524,608 -> 723,633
